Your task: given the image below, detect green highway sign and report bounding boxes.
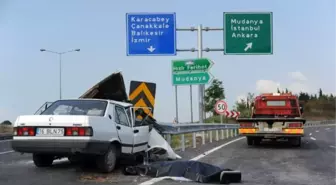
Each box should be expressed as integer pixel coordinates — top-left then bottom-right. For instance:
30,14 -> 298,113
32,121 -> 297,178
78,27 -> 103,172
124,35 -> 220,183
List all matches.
223,12 -> 273,55
171,58 -> 215,86
172,72 -> 214,85
172,58 -> 214,73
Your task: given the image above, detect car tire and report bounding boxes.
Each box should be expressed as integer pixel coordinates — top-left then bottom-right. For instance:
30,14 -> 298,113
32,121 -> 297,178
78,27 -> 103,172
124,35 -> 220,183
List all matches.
68,155 -> 82,164
96,144 -> 118,173
247,137 -> 253,145
33,154 -> 54,167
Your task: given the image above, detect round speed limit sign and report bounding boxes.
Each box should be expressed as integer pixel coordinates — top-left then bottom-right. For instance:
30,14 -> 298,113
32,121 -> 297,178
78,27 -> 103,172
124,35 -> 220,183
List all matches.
214,100 -> 228,115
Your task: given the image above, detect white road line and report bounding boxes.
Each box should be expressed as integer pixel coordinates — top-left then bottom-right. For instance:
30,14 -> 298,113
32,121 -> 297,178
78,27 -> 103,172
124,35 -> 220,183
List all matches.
330,145 -> 336,148
315,130 -> 319,132
3,158 -> 69,166
24,158 -> 69,165
139,137 -> 245,185
310,137 -> 317,140
0,150 -> 14,155
309,133 -> 312,136
0,139 -> 12,143
325,128 -> 331,130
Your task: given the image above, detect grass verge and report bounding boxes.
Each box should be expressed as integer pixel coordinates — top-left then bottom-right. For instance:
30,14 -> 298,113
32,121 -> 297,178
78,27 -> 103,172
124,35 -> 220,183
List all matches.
0,125 -> 13,134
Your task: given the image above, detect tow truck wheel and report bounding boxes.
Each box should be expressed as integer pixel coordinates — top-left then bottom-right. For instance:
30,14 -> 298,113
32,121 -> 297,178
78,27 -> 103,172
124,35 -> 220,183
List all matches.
254,138 -> 262,145
247,137 -> 253,145
96,144 -> 117,173
33,154 -> 54,167
291,137 -> 301,147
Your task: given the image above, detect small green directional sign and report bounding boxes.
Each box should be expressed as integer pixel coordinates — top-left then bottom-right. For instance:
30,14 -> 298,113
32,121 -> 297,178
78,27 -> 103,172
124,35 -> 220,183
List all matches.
172,72 -> 214,85
171,58 -> 215,86
223,12 -> 273,55
172,58 -> 214,73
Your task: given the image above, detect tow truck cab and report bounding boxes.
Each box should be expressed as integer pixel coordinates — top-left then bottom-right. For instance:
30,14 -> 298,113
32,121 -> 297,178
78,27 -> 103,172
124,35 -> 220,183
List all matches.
238,93 -> 306,147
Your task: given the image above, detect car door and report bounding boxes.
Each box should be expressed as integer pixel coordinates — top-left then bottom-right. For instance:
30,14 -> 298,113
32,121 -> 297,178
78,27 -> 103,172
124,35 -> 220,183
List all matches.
128,108 -> 150,153
114,106 -> 134,154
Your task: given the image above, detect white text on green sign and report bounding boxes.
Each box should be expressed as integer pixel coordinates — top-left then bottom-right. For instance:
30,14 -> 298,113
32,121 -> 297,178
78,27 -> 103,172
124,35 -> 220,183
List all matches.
224,12 -> 273,54
172,58 -> 213,73
172,72 -> 213,85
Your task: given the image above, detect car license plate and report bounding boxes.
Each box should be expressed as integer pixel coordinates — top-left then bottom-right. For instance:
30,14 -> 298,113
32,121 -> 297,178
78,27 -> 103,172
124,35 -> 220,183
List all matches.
263,127 -> 281,132
36,128 -> 64,136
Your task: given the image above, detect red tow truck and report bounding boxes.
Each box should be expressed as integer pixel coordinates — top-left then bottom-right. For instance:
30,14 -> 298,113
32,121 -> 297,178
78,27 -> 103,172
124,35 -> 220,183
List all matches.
237,93 -> 306,147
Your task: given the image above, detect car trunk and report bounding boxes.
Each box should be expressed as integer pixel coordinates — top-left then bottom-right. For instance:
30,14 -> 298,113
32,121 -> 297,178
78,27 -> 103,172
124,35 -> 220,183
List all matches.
79,72 -> 129,102
17,115 -> 89,127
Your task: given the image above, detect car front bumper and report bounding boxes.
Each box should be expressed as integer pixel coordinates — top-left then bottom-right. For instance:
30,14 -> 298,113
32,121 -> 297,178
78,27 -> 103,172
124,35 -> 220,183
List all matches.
11,137 -> 109,155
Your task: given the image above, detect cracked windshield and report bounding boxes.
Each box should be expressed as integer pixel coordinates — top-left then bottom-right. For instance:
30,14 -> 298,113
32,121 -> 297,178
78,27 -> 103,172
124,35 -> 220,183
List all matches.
0,0 -> 335,185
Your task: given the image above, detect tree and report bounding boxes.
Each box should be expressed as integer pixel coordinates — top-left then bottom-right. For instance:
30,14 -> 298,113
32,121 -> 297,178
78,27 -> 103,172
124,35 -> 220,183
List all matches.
1,120 -> 12,125
204,79 -> 225,115
318,88 -> 323,99
233,92 -> 255,118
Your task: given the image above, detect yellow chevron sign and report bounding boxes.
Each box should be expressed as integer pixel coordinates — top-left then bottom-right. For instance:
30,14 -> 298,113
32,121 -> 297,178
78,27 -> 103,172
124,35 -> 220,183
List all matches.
129,81 -> 156,119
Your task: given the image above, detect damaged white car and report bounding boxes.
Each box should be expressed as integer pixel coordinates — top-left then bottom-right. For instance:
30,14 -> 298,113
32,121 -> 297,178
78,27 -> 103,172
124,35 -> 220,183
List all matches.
11,72 -> 181,173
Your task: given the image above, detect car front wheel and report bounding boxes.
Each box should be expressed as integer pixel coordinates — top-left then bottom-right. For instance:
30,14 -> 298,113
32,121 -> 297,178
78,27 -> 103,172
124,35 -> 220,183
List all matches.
96,145 -> 118,173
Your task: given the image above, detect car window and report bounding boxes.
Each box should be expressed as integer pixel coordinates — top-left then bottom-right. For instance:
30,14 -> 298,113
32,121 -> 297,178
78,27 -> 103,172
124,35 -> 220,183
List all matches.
53,105 -> 71,115
115,106 -> 130,127
41,100 -> 107,116
125,108 -> 133,126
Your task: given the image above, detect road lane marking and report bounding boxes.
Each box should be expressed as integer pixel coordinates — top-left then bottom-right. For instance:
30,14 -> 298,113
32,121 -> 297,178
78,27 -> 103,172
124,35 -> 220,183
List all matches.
315,130 -> 319,132
309,133 -> 312,136
139,137 -> 245,185
310,137 -> 317,140
330,145 -> 336,148
24,158 -> 69,165
325,128 -> 331,130
0,150 -> 14,155
3,158 -> 70,166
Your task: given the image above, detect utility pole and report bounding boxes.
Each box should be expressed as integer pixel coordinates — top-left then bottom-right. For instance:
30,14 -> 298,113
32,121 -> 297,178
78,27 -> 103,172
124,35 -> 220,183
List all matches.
40,48 -> 80,100
176,25 -> 224,147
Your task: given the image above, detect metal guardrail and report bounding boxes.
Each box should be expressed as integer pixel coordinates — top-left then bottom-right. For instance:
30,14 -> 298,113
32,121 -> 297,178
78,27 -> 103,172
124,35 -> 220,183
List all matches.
161,120 -> 336,151
0,133 -> 13,140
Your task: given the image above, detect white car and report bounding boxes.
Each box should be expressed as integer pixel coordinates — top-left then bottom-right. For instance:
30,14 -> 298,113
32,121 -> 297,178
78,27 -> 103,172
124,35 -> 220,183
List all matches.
11,98 -> 180,173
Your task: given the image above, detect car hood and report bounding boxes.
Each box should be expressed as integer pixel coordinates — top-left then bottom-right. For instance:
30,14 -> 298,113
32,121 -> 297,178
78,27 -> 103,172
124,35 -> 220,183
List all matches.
79,72 -> 129,102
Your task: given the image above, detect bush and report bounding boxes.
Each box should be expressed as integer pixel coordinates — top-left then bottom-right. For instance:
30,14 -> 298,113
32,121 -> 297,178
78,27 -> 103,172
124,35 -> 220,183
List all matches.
1,120 -> 12,125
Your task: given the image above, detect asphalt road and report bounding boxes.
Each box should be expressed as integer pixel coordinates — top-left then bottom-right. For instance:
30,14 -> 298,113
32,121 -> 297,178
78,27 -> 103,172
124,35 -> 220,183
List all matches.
0,125 -> 335,185
0,132 -> 240,185
152,125 -> 336,185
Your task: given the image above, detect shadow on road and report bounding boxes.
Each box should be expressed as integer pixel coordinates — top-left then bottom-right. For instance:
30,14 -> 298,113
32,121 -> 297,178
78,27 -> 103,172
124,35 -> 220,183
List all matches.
31,158 -> 149,184
247,138 -> 317,150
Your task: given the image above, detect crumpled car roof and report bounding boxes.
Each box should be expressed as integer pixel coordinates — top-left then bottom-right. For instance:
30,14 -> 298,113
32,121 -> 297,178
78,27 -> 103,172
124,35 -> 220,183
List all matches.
79,72 -> 129,102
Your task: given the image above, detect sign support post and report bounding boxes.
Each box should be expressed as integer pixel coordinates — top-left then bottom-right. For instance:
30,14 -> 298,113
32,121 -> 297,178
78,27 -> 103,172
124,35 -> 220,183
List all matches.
127,12 -> 272,148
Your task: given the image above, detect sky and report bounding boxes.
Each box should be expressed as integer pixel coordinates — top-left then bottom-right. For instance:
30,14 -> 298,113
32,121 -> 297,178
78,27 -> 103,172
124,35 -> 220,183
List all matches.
0,0 -> 335,123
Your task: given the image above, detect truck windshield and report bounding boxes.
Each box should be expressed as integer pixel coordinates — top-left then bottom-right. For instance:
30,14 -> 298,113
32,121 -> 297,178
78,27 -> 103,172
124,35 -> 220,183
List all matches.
266,100 -> 286,106
41,100 -> 108,116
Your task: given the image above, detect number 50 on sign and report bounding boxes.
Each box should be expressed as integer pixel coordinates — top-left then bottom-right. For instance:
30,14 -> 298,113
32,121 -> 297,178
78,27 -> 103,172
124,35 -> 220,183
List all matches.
214,100 -> 228,115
